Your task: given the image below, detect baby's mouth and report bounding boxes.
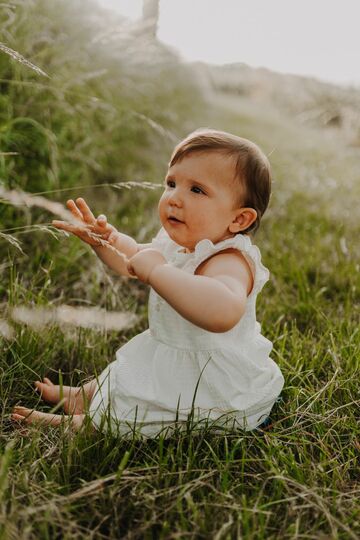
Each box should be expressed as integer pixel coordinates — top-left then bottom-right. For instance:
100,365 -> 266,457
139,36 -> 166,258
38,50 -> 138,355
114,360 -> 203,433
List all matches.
168,216 -> 183,223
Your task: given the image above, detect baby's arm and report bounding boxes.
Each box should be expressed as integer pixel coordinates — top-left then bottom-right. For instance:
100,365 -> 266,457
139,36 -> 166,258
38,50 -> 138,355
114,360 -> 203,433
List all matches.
128,248 -> 252,332
93,237 -> 153,277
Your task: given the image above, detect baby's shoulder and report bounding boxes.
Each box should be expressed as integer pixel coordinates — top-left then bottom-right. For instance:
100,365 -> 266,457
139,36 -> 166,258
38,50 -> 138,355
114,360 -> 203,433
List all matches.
195,248 -> 254,296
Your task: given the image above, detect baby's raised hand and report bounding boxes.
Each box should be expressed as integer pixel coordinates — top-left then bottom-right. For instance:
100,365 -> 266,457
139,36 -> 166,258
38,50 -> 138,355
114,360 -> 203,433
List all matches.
53,198 -> 118,247
127,248 -> 166,283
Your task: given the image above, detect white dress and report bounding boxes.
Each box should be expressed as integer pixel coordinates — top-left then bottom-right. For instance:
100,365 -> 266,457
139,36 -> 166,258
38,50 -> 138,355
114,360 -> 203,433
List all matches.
89,228 -> 284,437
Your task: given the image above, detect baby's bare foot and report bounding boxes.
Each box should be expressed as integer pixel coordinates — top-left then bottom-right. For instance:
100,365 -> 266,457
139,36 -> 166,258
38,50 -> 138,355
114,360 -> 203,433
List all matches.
34,377 -> 88,414
11,406 -> 85,430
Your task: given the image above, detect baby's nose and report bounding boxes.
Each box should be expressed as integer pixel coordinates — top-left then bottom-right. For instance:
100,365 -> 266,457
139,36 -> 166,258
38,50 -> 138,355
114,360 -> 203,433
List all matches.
168,190 -> 182,207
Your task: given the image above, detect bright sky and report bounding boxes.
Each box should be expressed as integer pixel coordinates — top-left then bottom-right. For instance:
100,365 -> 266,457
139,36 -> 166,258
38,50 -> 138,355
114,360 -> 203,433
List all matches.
97,0 -> 360,87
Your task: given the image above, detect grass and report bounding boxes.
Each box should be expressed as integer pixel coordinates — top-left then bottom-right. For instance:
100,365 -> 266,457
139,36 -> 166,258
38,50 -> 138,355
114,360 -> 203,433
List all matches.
1,0 -> 360,538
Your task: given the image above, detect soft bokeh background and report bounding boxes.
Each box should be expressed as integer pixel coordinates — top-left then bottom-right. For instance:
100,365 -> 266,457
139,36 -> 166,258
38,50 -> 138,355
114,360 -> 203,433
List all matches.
99,0 -> 360,86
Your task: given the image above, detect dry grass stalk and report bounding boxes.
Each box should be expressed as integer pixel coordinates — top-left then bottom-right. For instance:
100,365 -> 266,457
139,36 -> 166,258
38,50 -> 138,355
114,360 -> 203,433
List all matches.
112,180 -> 162,191
0,185 -> 79,223
0,231 -> 24,253
129,111 -> 178,143
31,180 -> 163,197
15,224 -> 63,239
11,304 -> 138,332
0,42 -> 49,78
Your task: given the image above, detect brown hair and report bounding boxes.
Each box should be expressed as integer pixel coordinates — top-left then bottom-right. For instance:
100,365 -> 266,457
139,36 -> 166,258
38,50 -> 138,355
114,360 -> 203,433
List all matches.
169,128 -> 272,234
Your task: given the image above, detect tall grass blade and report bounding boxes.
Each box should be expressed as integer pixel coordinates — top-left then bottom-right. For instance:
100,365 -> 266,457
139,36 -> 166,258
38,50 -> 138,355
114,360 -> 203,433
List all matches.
0,42 -> 49,78
0,441 -> 15,503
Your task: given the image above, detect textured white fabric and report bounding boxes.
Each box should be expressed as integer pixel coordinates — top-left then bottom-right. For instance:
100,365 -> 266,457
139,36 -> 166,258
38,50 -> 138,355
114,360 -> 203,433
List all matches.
89,228 -> 284,437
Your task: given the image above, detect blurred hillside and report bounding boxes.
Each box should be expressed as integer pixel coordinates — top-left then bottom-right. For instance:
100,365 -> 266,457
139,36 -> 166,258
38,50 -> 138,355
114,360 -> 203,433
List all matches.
196,62 -> 360,146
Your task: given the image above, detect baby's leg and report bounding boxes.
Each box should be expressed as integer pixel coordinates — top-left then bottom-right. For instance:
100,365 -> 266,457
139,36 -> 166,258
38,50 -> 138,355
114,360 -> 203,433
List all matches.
34,378 -> 97,414
11,406 -> 86,431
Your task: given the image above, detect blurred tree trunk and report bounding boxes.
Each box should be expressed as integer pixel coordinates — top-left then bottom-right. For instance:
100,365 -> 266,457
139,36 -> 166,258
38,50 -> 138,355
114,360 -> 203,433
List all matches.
142,0 -> 159,38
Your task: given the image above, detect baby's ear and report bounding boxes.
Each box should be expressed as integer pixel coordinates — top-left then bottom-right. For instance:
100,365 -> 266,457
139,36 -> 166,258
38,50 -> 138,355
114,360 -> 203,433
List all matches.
229,208 -> 257,233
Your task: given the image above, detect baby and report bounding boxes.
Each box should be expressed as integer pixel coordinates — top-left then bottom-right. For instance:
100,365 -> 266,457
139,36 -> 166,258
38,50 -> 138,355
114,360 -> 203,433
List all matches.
12,128 -> 284,436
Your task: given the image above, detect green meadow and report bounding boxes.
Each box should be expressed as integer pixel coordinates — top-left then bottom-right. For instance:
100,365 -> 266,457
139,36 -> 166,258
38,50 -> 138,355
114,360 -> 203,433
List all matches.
0,1 -> 359,538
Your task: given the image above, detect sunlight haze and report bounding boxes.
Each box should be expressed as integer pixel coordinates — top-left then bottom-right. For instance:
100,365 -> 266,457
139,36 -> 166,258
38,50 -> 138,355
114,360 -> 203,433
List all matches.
97,0 -> 360,87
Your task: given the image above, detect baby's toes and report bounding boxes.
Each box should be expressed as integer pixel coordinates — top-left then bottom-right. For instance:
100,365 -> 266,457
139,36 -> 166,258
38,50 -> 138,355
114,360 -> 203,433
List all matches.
11,413 -> 26,421
34,381 -> 52,401
13,405 -> 30,414
34,380 -> 43,393
12,406 -> 31,419
34,380 -> 61,406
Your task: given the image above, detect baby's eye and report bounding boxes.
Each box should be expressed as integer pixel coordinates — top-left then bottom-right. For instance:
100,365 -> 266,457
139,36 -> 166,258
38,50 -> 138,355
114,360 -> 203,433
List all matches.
191,185 -> 204,194
166,180 -> 175,188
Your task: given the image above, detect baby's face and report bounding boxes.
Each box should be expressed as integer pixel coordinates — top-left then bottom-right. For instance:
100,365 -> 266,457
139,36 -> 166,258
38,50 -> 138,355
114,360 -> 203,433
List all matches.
158,151 -> 244,252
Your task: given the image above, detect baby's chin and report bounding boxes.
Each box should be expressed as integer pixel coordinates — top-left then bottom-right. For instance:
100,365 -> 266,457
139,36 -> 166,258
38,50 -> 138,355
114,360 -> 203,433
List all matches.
161,222 -> 204,252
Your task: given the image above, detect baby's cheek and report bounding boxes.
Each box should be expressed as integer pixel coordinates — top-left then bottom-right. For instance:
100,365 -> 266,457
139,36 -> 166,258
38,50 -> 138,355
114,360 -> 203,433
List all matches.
158,198 -> 167,222
191,211 -> 206,227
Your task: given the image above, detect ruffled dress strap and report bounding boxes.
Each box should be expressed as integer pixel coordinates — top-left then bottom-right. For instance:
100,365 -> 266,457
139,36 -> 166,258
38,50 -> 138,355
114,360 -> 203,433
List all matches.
186,235 -> 270,296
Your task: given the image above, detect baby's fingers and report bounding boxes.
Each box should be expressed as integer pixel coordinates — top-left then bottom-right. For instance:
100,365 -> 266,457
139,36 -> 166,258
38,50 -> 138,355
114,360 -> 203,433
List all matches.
52,220 -> 71,230
52,221 -> 79,236
108,230 -> 119,245
52,222 -> 99,245
66,199 -> 83,220
75,197 -> 96,224
96,214 -> 108,228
